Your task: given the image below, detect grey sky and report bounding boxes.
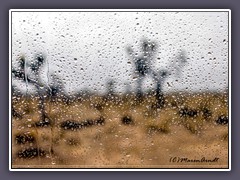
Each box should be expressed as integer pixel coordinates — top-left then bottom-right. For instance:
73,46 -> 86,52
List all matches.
11,11 -> 229,94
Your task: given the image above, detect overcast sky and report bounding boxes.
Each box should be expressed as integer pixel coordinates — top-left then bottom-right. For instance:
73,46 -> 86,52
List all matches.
11,11 -> 229,95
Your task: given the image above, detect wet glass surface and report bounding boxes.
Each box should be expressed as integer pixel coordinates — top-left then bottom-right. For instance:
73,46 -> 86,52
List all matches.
11,10 -> 229,169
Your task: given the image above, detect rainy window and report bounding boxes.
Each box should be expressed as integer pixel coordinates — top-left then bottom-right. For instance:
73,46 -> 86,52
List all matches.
10,10 -> 230,170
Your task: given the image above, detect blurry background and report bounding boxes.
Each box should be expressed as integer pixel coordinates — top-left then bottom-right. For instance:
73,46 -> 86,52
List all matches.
11,11 -> 229,95
11,11 -> 229,168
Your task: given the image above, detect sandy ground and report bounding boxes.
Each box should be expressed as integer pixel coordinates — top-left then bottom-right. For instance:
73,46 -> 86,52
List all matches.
11,92 -> 229,169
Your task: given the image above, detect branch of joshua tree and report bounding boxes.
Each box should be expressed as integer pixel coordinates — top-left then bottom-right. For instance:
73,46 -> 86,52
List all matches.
12,68 -> 44,89
26,77 -> 43,89
149,68 -> 170,82
12,69 -> 25,81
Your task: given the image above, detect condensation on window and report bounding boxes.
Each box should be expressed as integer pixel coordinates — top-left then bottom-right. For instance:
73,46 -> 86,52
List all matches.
11,11 -> 229,169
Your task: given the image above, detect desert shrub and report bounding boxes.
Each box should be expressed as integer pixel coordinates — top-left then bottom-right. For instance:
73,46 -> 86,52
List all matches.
60,120 -> 82,130
61,116 -> 105,131
177,106 -> 208,134
15,133 -> 36,145
17,147 -> 46,159
201,107 -> 212,120
121,115 -> 134,125
95,116 -> 105,125
216,115 -> 228,125
179,107 -> 199,118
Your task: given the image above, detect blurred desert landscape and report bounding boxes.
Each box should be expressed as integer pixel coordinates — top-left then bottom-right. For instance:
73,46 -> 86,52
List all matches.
11,91 -> 228,169
10,11 -> 229,169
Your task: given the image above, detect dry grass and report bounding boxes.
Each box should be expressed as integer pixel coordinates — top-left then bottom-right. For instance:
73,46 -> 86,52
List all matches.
11,92 -> 229,168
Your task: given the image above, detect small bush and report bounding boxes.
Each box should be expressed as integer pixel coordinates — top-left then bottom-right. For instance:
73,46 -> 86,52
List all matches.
61,120 -> 81,130
216,115 -> 228,125
121,116 -> 134,125
61,116 -> 105,130
15,133 -> 35,144
17,148 -> 46,159
95,116 -> 105,125
179,107 -> 198,118
201,107 -> 212,119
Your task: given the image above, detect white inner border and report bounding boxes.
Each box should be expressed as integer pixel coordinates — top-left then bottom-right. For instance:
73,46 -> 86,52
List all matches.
9,9 -> 231,172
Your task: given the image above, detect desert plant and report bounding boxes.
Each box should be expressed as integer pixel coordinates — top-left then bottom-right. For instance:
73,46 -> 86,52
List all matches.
127,39 -> 187,107
216,115 -> 228,125
12,54 -> 48,121
121,115 -> 134,125
126,39 -> 156,100
106,79 -> 116,100
12,53 -> 65,162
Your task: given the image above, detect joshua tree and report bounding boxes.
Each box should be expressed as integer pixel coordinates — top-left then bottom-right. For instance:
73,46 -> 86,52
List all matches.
47,74 -> 65,102
151,50 -> 187,108
12,54 -> 50,123
127,39 -> 157,99
12,53 -> 66,117
106,79 -> 115,97
151,69 -> 170,108
12,53 -> 66,161
126,39 -> 187,107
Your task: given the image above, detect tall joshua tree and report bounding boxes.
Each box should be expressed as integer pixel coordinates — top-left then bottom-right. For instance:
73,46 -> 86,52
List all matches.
47,74 -> 65,102
151,50 -> 187,108
151,69 -> 169,108
127,39 -> 157,100
127,39 -> 187,107
12,53 -> 50,125
12,53 -> 66,160
106,79 -> 115,99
